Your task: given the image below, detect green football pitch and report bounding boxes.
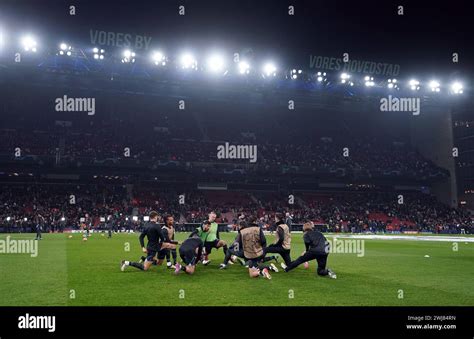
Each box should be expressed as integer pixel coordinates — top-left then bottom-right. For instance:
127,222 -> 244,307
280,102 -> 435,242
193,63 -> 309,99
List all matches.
1,232 -> 473,306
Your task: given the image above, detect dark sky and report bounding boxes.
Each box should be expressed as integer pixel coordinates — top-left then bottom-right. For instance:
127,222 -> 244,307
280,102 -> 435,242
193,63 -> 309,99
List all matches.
1,0 -> 472,78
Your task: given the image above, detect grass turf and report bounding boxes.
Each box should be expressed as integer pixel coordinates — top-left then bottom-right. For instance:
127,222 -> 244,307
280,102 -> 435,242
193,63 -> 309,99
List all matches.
0,232 -> 473,306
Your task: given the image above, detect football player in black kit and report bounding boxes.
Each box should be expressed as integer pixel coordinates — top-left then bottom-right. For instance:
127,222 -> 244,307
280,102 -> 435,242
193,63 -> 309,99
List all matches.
283,221 -> 337,279
174,227 -> 206,275
120,211 -> 177,272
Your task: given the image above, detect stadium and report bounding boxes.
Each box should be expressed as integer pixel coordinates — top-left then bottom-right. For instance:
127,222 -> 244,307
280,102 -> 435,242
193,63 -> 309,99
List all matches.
0,0 -> 473,336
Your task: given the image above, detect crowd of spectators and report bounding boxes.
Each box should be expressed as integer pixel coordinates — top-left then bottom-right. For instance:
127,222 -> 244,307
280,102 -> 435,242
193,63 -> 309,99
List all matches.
0,184 -> 471,234
0,127 -> 448,180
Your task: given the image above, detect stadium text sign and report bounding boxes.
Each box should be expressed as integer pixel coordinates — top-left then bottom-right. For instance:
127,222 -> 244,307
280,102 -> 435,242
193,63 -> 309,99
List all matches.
0,236 -> 38,257
310,55 -> 400,76
90,29 -> 152,50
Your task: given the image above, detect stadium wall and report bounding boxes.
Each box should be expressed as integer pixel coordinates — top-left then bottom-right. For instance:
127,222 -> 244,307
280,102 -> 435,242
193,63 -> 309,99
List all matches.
409,103 -> 458,207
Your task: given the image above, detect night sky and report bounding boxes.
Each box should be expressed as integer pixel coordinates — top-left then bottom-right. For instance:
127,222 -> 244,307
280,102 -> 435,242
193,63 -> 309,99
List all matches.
1,0 -> 472,78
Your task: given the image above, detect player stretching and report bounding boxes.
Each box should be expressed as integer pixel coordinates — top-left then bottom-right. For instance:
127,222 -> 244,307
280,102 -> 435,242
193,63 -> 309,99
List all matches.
120,211 -> 177,272
199,211 -> 228,265
162,215 -> 178,269
238,216 -> 272,279
174,226 -> 206,275
219,221 -> 246,269
264,213 -> 292,269
283,221 -> 336,279
220,220 -> 278,272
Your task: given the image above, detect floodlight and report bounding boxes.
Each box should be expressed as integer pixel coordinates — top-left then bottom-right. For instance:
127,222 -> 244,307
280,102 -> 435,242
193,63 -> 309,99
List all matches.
451,82 -> 463,94
364,76 -> 375,87
263,62 -> 277,77
316,71 -> 327,82
290,68 -> 301,79
180,53 -> 197,69
122,49 -> 136,63
429,80 -> 440,92
238,61 -> 250,74
409,79 -> 420,91
387,78 -> 398,89
340,73 -> 350,83
152,51 -> 166,66
207,54 -> 225,73
21,35 -> 37,52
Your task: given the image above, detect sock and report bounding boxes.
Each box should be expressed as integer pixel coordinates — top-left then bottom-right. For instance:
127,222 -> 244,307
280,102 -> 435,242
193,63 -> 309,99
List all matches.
129,262 -> 144,270
223,245 -> 228,253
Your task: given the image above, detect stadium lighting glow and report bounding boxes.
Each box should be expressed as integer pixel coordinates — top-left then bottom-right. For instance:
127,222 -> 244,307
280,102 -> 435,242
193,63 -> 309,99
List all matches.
364,75 -> 375,87
387,78 -> 398,89
429,80 -> 440,92
0,29 -> 5,49
21,35 -> 37,52
263,62 -> 277,77
340,73 -> 351,83
238,61 -> 250,75
316,71 -> 327,82
180,53 -> 197,70
290,69 -> 302,79
121,49 -> 136,63
6,217 -> 11,221
340,73 -> 354,86
143,216 -> 150,221
151,51 -> 166,66
58,43 -> 72,56
206,54 -> 225,73
409,79 -> 420,91
93,47 -> 105,60
132,216 -> 138,221
61,217 -> 66,221
24,218 -> 27,221
451,82 -> 463,94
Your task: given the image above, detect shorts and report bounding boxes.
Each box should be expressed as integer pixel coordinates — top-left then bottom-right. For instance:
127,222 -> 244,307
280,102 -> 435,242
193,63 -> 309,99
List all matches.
157,248 -> 169,260
145,250 -> 158,262
204,239 -> 220,253
247,254 -> 265,269
179,247 -> 197,266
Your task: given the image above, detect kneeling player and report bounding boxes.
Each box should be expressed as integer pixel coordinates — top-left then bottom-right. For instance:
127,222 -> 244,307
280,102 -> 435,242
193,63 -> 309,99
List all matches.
283,221 -> 336,279
174,230 -> 204,275
239,216 -> 272,279
199,211 -> 228,265
121,211 -> 177,272
264,213 -> 292,269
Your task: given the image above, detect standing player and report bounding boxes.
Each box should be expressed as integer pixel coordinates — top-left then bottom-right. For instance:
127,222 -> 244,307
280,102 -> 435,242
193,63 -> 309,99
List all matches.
238,216 -> 272,279
120,211 -> 177,272
199,211 -> 228,265
35,215 -> 44,240
264,213 -> 292,269
162,215 -> 178,269
283,221 -> 337,279
174,225 -> 206,275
